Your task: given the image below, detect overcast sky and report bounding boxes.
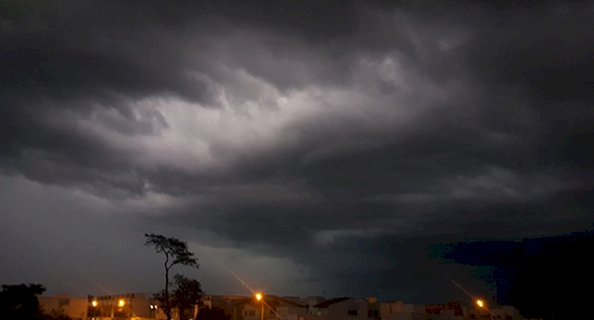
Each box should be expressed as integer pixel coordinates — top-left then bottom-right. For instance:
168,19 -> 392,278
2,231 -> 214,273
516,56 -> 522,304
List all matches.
1,0 -> 593,305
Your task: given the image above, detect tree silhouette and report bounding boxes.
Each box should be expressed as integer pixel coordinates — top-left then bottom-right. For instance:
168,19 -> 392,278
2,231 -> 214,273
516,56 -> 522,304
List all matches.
155,274 -> 203,320
145,234 -> 199,320
0,283 -> 46,320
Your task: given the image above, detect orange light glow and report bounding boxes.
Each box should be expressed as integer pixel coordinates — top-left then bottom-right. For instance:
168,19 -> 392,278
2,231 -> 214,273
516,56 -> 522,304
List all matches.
476,299 -> 485,308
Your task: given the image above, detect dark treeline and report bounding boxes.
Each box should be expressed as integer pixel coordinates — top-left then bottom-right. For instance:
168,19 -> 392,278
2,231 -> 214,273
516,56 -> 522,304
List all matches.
0,283 -> 71,320
443,231 -> 594,319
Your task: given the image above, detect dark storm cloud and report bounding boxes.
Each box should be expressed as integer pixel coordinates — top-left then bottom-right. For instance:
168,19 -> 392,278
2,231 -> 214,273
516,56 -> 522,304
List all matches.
1,0 -> 384,191
2,0 -> 594,303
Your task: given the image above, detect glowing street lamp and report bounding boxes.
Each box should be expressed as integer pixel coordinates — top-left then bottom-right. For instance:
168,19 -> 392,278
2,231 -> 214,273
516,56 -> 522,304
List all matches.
476,299 -> 485,308
88,299 -> 100,319
110,297 -> 126,319
255,292 -> 264,320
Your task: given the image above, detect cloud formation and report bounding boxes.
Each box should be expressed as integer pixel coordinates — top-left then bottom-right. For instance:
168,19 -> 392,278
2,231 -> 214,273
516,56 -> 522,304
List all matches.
1,0 -> 593,302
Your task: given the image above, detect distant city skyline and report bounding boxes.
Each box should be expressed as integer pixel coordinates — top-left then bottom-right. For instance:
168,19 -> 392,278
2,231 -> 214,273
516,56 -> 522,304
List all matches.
38,291 -> 521,320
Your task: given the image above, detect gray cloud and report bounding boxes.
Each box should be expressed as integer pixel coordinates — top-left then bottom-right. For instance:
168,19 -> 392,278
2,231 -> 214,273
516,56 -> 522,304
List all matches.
1,0 -> 593,303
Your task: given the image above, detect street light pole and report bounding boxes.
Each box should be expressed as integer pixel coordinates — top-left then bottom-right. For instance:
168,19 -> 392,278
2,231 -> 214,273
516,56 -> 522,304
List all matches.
110,297 -> 126,320
255,293 -> 264,320
110,297 -> 114,320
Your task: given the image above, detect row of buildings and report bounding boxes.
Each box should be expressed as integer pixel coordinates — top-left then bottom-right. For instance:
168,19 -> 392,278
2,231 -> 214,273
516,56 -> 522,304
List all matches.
38,293 -> 527,320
